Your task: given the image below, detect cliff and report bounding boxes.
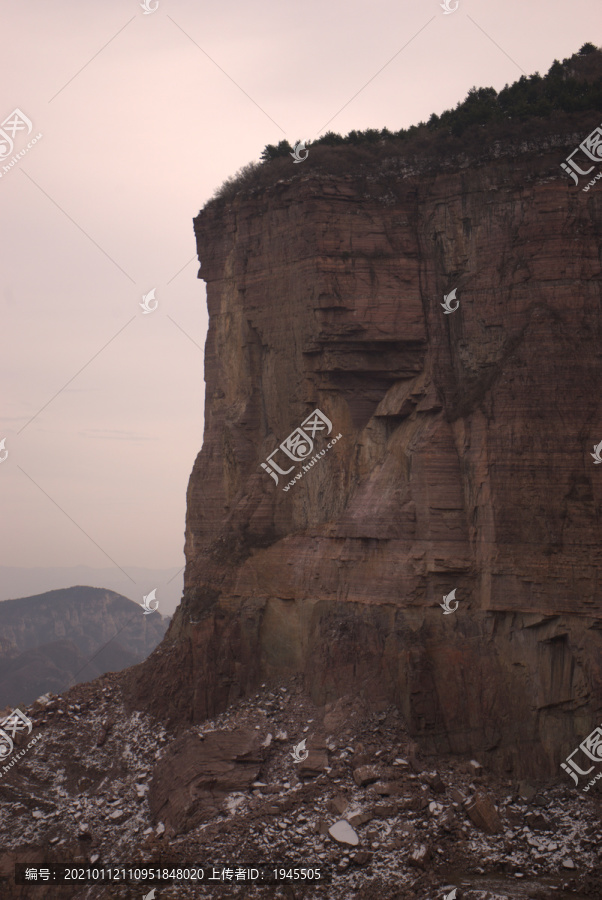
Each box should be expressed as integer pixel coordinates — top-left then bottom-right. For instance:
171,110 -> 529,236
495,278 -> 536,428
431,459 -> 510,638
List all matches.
128,116 -> 602,781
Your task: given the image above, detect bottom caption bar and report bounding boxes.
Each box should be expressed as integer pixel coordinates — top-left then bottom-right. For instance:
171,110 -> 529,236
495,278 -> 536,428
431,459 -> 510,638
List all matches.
15,864 -> 330,884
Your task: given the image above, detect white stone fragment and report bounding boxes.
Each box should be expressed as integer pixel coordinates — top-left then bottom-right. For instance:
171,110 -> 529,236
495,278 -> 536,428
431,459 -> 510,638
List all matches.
328,819 -> 359,846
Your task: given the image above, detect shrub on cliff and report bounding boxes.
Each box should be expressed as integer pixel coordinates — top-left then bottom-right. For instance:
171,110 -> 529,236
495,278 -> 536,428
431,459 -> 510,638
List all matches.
252,44 -> 602,156
207,44 -> 602,206
210,160 -> 263,202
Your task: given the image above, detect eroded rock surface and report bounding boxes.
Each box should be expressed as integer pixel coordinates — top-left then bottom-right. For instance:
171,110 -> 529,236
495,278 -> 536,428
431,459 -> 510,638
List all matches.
126,127 -> 602,780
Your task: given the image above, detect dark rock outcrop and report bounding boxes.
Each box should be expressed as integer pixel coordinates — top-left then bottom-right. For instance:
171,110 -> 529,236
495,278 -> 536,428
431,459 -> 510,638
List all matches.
148,728 -> 263,835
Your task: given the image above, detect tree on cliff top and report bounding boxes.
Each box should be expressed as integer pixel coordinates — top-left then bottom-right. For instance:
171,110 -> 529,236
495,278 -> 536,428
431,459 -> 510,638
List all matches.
209,44 -> 602,204
260,140 -> 293,162
255,43 -> 602,157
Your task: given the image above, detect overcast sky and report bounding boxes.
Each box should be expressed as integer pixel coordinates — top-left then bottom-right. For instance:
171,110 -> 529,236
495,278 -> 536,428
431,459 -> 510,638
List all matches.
0,0 -> 598,598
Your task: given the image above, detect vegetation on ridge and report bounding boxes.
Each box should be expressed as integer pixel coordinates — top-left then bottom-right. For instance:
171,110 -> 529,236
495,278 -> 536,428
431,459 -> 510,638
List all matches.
209,44 -> 601,204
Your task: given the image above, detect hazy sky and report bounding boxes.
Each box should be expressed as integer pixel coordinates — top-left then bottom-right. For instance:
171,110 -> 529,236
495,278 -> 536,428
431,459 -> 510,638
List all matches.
0,0 -> 598,591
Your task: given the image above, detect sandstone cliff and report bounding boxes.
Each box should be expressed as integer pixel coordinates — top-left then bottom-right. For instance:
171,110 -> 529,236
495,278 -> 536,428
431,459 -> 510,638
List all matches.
128,120 -> 602,780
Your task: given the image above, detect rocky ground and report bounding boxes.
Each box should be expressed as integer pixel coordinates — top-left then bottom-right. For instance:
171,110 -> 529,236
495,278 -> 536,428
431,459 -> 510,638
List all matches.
0,669 -> 600,900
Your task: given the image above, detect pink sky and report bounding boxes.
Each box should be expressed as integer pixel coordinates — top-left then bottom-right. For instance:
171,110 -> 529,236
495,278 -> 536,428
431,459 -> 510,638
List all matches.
0,0 -> 598,581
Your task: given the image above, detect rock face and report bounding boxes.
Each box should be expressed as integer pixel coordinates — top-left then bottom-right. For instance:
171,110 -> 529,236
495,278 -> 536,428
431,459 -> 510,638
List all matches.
128,129 -> 602,780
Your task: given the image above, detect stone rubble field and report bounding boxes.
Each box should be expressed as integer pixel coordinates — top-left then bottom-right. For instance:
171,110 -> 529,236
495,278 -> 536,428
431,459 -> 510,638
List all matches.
0,672 -> 599,899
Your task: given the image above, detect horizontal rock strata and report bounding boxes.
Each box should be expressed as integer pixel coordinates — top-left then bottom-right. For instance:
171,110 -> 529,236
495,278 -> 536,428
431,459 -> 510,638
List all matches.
127,134 -> 602,780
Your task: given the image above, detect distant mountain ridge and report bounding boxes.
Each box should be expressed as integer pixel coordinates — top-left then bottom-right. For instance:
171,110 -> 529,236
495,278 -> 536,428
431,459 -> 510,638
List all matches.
0,586 -> 168,709
0,565 -> 183,616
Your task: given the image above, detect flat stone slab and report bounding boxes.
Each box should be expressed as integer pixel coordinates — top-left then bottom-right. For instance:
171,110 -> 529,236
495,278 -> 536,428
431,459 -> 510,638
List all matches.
148,729 -> 263,835
298,749 -> 328,775
328,819 -> 359,846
